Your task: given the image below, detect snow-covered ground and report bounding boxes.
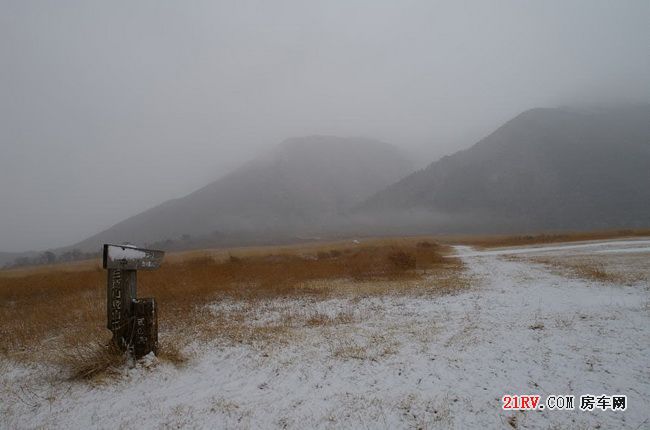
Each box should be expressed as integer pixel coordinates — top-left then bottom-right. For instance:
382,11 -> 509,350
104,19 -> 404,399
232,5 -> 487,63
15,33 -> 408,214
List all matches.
1,240 -> 648,429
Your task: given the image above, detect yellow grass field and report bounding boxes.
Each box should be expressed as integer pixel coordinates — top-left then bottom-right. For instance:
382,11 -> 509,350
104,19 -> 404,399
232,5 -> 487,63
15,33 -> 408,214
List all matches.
2,229 -> 647,379
0,237 -> 466,378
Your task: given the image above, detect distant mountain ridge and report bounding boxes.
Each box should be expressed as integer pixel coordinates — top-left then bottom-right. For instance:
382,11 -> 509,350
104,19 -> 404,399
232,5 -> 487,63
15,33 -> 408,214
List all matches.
359,105 -> 650,232
73,136 -> 413,251
54,105 -> 650,255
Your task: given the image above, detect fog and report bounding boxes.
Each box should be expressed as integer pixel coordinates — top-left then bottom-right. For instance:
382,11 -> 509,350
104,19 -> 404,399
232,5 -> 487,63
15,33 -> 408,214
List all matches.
1,0 -> 649,252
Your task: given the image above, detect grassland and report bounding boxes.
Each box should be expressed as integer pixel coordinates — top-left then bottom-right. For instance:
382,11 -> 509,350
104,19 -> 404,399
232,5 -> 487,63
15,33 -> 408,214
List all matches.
0,237 -> 465,379
2,234 -> 648,429
3,229 -> 647,379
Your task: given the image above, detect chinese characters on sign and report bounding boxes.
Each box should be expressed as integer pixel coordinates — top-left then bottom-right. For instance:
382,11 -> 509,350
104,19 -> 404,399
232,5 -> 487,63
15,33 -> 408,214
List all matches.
103,244 -> 164,358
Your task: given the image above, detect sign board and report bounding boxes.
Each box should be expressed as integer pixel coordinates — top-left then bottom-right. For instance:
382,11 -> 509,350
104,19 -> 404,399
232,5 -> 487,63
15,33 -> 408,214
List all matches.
103,244 -> 164,270
132,298 -> 158,358
106,268 -> 136,333
103,244 -> 164,357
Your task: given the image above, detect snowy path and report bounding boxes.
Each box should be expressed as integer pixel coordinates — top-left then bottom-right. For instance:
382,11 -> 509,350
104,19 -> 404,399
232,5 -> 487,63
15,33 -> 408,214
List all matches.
453,238 -> 650,257
1,242 -> 649,429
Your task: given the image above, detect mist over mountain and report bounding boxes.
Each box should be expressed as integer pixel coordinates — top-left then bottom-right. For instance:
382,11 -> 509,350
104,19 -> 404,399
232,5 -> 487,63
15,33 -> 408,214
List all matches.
73,136 -> 412,251
359,105 -> 650,233
7,105 -> 650,262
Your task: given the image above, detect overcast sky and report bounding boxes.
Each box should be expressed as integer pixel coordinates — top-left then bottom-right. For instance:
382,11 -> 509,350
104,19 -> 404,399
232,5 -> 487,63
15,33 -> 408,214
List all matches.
1,0 -> 649,252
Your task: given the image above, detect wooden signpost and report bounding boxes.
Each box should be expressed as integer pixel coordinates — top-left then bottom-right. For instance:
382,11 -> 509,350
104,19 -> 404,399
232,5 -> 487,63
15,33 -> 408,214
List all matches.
102,244 -> 164,358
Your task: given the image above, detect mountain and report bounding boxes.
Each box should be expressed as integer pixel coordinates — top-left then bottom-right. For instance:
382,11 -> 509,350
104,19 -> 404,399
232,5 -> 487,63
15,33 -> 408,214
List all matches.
360,105 -> 650,233
74,136 -> 412,251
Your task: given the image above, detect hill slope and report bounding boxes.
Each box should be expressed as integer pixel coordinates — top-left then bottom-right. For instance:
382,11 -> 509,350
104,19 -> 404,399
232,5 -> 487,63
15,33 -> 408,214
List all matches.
74,136 -> 412,251
361,106 -> 650,232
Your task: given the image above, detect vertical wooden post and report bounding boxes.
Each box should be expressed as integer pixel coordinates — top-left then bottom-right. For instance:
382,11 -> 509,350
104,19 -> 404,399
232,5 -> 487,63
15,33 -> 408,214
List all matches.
132,298 -> 158,357
103,244 -> 164,358
106,268 -> 137,349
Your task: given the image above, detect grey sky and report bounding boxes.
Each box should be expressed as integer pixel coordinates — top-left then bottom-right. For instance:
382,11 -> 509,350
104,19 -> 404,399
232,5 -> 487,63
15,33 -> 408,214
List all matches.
1,0 -> 649,252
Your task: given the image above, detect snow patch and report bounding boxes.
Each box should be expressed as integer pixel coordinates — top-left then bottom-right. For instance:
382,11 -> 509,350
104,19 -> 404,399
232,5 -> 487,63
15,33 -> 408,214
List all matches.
108,246 -> 147,261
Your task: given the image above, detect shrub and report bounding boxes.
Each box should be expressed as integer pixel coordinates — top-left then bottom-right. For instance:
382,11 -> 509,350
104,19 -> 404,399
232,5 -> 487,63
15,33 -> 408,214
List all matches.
387,251 -> 416,270
316,251 -> 330,260
416,241 -> 438,249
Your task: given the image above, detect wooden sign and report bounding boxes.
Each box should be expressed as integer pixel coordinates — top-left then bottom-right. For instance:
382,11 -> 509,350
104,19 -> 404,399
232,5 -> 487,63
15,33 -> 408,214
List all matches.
106,268 -> 136,334
103,244 -> 164,270
103,244 -> 164,358
132,298 -> 158,358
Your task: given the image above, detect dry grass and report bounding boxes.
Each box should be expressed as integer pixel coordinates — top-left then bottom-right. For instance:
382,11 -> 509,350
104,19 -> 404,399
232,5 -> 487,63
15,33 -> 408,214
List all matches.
330,333 -> 399,361
528,257 -> 624,284
0,238 -> 464,378
58,342 -> 127,381
305,310 -> 355,327
449,229 -> 650,249
565,263 -> 615,283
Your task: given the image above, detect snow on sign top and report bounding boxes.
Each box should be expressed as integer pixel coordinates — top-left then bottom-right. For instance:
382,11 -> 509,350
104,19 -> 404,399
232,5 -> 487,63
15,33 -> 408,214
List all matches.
102,244 -> 165,270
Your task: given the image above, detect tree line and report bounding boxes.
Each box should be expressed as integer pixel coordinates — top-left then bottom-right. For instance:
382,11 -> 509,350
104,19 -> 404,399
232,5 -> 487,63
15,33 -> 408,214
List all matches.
3,249 -> 100,269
